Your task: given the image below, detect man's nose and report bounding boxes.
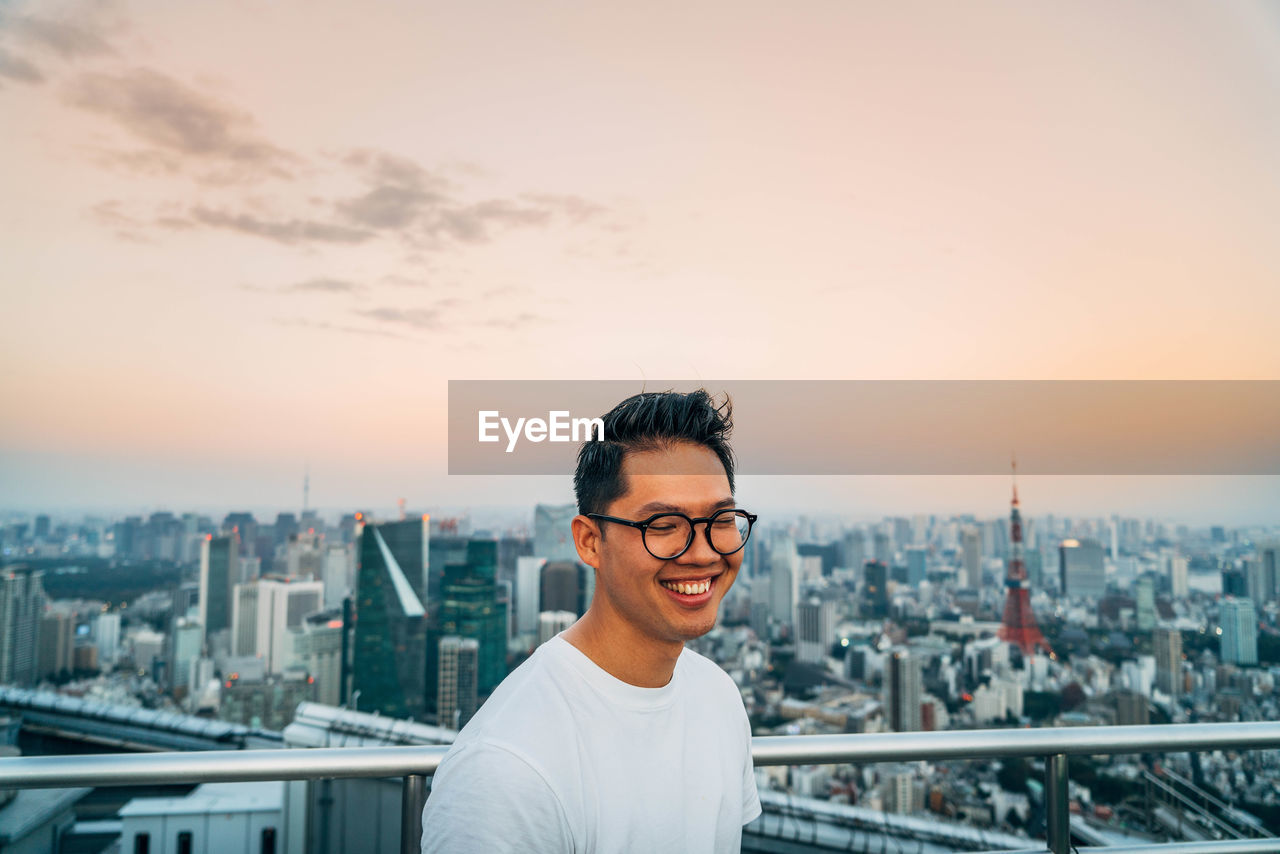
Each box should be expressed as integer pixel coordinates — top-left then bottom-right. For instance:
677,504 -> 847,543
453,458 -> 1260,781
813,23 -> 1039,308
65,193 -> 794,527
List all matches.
677,523 -> 719,563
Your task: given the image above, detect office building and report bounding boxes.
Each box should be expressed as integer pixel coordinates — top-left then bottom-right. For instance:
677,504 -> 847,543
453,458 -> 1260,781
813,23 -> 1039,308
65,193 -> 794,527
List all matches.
1154,628 -> 1181,696
1219,598 -> 1258,667
288,608 -> 345,707
769,537 -> 800,630
1250,541 -> 1279,604
37,611 -> 74,680
534,503 -> 579,563
886,649 -> 922,732
905,546 -> 927,586
863,561 -> 889,620
351,517 -> 428,720
840,529 -> 865,573
1167,554 -> 1189,599
961,527 -> 982,589
437,635 -> 479,730
1059,539 -> 1106,600
231,577 -> 323,674
540,560 -> 585,616
538,610 -> 577,647
515,556 -> 548,639
796,598 -> 834,664
171,617 -> 204,695
0,565 -> 45,686
440,539 -> 508,693
1135,578 -> 1156,632
93,612 -> 121,667
199,531 -> 241,643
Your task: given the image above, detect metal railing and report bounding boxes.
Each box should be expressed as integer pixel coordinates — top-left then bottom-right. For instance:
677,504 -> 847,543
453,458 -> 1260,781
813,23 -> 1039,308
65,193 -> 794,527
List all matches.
2,721 -> 1278,854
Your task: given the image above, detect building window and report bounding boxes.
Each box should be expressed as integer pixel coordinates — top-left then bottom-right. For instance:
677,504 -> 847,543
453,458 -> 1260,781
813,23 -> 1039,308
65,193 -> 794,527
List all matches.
177,831 -> 193,854
261,827 -> 277,854
133,833 -> 150,854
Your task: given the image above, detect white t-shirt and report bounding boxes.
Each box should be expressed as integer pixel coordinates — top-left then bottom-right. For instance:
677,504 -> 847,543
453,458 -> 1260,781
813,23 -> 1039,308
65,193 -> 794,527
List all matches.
421,635 -> 761,853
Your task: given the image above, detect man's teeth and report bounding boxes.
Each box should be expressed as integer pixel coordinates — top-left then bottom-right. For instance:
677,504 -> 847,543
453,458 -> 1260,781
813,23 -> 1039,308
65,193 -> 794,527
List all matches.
660,579 -> 711,595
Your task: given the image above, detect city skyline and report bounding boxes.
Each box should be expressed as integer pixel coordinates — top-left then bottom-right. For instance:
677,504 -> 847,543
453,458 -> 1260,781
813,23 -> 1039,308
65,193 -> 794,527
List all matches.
4,2 -> 1279,519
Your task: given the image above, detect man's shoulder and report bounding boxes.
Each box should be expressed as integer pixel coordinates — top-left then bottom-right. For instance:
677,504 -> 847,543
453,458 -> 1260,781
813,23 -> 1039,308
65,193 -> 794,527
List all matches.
677,645 -> 745,703
450,639 -> 582,746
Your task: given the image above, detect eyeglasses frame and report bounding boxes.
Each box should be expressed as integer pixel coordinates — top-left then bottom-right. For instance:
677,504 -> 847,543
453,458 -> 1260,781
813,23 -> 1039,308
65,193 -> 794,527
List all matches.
585,508 -> 758,560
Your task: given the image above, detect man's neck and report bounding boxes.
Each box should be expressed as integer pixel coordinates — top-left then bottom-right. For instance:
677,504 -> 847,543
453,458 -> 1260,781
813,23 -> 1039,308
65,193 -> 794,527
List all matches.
562,607 -> 683,689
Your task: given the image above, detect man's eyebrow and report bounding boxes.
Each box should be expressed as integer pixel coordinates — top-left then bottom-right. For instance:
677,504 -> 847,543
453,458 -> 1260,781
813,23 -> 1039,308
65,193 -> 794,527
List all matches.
634,497 -> 737,515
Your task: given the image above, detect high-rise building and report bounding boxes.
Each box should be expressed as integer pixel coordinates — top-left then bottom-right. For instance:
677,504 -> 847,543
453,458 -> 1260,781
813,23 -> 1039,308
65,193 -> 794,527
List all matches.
1135,578 -> 1156,632
1219,598 -> 1258,667
886,649 -> 922,732
534,504 -> 579,563
351,517 -> 429,719
873,530 -> 893,566
538,610 -> 578,647
231,577 -> 323,673
440,540 -> 508,694
437,635 -> 479,730
769,538 -> 800,630
38,611 -> 74,680
1167,554 -> 1189,599
905,547 -> 927,586
840,529 -> 865,573
961,528 -> 982,589
540,561 -> 585,616
322,543 -> 356,609
287,608 -> 345,706
199,531 -> 241,646
94,612 -> 121,667
0,565 -> 45,686
515,556 -> 548,639
863,561 -> 889,620
796,598 -> 834,664
1154,628 -> 1182,696
1059,539 -> 1106,600
170,617 -> 204,695
1249,541 -> 1279,604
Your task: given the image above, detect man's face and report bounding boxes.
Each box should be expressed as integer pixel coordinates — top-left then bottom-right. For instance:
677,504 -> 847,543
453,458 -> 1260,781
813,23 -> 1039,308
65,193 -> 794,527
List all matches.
586,441 -> 744,646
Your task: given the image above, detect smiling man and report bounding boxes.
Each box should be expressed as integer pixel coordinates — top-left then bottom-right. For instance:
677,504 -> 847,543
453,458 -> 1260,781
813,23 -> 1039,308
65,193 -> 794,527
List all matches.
422,390 -> 761,853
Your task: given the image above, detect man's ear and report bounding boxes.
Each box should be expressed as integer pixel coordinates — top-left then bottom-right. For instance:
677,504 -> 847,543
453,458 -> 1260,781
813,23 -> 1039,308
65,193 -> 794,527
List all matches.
572,514 -> 602,570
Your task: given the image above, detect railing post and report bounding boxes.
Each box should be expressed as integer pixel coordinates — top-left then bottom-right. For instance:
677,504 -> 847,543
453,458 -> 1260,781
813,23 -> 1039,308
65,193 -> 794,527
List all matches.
401,774 -> 426,854
1045,753 -> 1069,854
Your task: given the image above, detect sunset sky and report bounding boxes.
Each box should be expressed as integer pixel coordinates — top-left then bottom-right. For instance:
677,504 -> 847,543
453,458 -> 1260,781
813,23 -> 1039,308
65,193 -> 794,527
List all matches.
3,1 -> 1278,523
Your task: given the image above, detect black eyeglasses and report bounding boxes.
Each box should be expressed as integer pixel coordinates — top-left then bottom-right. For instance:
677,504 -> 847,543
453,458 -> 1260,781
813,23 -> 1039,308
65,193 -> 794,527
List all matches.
586,508 -> 758,560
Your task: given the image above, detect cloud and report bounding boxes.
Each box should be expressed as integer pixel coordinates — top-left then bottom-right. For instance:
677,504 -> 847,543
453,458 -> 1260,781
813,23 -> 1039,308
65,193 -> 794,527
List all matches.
9,16 -> 114,60
429,199 -> 552,243
478,311 -> 549,330
0,48 -> 44,84
521,193 -> 608,224
63,68 -> 297,180
284,277 -> 364,294
354,305 -> 453,330
337,184 -> 440,229
273,317 -> 409,340
188,207 -> 373,245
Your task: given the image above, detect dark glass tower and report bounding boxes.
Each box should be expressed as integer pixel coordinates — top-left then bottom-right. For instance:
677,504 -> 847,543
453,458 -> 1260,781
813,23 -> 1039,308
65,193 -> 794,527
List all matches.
440,540 -> 508,694
351,517 -> 429,720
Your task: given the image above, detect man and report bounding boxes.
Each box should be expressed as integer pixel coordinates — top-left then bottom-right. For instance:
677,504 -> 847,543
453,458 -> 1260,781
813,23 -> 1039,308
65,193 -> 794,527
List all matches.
422,389 -> 761,852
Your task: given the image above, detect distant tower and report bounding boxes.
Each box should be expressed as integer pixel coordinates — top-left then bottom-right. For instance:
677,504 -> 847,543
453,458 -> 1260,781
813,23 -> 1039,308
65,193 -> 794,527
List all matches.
999,460 -> 1053,658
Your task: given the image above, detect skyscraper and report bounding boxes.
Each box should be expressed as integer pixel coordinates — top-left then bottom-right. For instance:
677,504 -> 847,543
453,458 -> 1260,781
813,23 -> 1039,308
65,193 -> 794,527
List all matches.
796,598 -> 834,664
515,556 -> 548,639
769,537 -> 800,630
1249,541 -> 1279,604
534,503 -> 579,563
1154,628 -> 1181,696
886,649 -> 922,732
1219,598 -> 1258,667
1135,578 -> 1156,632
1167,554 -> 1189,599
437,635 -> 479,730
440,540 -> 508,694
0,565 -> 45,686
905,546 -> 927,586
351,517 -> 429,719
37,610 -> 74,680
199,530 -> 240,647
961,527 -> 982,589
231,577 -> 323,673
1059,539 -> 1106,600
863,560 -> 889,620
540,560 -> 584,616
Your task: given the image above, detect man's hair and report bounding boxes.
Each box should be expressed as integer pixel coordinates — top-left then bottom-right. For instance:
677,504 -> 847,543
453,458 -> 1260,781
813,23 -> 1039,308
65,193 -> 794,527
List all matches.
573,389 -> 735,517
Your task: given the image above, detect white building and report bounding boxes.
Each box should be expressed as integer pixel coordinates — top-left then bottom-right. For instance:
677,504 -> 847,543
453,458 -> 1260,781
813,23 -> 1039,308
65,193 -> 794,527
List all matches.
231,578 -> 323,674
516,556 -> 548,639
538,610 -> 577,647
119,781 -> 284,854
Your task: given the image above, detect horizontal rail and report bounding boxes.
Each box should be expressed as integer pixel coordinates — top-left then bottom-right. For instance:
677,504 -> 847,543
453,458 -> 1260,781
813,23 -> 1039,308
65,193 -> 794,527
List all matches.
1,721 -> 1276,789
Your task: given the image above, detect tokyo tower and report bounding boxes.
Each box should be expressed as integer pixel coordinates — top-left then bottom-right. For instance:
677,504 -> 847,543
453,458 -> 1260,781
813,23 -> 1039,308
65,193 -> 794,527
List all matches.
999,459 -> 1053,658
